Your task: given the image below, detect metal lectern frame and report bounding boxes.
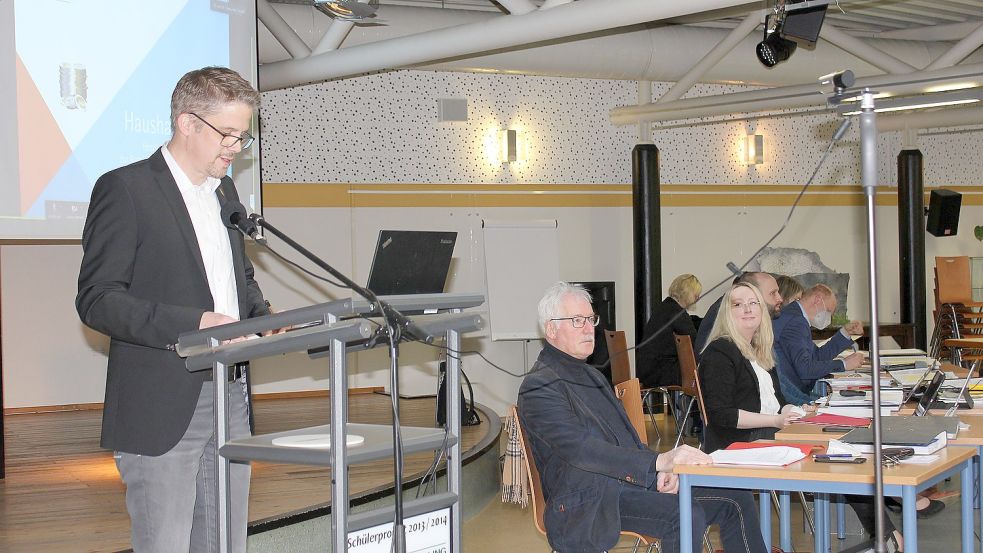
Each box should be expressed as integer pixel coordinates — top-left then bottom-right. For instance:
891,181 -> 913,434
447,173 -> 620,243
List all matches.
178,293 -> 485,553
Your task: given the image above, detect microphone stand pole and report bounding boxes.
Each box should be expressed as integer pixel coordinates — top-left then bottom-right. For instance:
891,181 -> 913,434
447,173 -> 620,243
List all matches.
248,213 -> 430,553
859,87 -> 888,553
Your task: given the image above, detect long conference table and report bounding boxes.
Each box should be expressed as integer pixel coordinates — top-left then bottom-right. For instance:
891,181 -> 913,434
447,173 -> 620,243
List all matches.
674,439 -> 976,553
778,413 -> 983,552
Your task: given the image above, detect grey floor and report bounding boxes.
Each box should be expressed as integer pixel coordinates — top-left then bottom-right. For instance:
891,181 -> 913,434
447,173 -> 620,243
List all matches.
463,414 -> 976,553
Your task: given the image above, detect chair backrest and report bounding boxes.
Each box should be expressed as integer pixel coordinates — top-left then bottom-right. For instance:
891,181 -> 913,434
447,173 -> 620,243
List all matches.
513,405 -> 658,549
673,334 -> 699,397
605,329 -> 633,385
514,407 -> 550,537
614,378 -> 648,446
936,256 -> 973,305
674,332 -> 711,427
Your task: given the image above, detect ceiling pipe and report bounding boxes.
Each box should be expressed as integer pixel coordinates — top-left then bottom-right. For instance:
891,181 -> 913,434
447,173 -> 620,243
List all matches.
257,0 -> 312,59
610,62 -> 983,124
659,11 -> 763,103
313,20 -> 356,54
877,105 -> 983,132
926,21 -> 983,70
873,21 -> 983,42
257,0 -> 752,91
258,4 -> 983,87
638,81 -> 652,143
819,24 -> 916,74
540,0 -> 574,8
497,0 -> 537,15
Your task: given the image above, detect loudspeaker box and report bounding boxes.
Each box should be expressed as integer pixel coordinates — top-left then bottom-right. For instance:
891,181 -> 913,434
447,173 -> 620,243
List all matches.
927,189 -> 961,237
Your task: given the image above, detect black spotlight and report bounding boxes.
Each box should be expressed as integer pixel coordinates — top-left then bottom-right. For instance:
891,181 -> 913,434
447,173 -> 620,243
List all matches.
756,15 -> 797,67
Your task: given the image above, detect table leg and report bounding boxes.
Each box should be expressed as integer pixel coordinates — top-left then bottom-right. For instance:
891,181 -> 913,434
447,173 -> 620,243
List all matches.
976,451 -> 981,510
902,485 -> 918,553
779,491 -> 791,553
680,475 -> 693,553
962,460 -> 974,553
759,490 -> 771,548
836,496 -> 846,540
814,494 -> 827,553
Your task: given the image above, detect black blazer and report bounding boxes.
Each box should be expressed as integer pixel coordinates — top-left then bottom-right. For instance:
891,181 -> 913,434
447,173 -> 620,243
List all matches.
76,149 -> 269,456
518,342 -> 659,553
698,338 -> 787,454
636,297 -> 697,387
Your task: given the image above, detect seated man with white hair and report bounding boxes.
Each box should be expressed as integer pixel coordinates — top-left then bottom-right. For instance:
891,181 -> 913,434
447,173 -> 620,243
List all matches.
518,281 -> 769,553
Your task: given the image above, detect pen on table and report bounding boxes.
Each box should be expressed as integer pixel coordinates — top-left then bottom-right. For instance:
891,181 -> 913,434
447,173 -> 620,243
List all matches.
815,454 -> 855,458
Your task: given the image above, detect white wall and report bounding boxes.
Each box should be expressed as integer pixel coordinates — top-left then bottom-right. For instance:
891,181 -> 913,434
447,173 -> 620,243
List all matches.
3,70 -> 982,414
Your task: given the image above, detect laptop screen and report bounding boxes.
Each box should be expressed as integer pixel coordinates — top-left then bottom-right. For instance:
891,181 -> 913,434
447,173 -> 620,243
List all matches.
366,230 -> 457,296
915,370 -> 946,416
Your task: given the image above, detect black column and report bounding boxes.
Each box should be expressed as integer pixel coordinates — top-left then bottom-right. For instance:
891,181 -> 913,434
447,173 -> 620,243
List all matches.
632,144 -> 661,353
898,149 -> 926,350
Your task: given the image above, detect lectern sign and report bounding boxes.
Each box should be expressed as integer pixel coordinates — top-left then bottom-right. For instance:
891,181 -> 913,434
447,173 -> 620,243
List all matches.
348,508 -> 451,553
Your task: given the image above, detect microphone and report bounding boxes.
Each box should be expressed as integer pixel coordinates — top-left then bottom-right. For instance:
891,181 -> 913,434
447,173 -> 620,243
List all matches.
220,200 -> 264,242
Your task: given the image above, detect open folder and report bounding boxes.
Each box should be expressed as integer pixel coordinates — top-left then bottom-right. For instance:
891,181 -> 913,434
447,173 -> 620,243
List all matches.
709,442 -> 822,467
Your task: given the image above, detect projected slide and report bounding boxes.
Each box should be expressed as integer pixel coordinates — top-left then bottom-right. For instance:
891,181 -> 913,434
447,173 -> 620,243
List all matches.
1,0 -> 258,239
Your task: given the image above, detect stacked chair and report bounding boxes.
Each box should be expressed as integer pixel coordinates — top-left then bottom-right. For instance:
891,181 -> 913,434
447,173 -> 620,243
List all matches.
931,256 -> 983,365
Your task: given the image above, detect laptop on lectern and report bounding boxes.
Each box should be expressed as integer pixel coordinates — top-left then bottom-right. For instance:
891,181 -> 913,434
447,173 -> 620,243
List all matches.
366,230 -> 457,296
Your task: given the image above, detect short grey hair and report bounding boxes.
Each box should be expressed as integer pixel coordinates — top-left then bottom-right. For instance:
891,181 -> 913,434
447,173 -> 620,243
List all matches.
170,66 -> 261,133
537,281 -> 592,335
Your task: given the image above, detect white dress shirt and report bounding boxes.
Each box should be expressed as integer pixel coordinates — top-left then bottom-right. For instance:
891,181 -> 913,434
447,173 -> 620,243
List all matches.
162,145 -> 239,320
750,359 -> 782,415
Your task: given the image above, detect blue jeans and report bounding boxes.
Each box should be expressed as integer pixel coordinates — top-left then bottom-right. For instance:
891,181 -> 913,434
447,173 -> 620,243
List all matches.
115,381 -> 251,553
618,482 -> 768,553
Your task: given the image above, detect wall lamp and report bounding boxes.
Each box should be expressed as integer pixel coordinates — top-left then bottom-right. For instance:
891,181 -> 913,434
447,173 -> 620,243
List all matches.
499,129 -> 521,164
745,133 -> 764,165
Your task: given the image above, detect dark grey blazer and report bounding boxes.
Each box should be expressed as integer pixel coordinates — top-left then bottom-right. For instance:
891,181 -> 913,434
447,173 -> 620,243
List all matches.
77,148 -> 269,456
518,342 -> 658,553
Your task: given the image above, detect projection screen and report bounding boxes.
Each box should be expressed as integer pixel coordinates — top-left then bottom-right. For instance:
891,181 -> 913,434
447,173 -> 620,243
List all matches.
0,0 -> 261,240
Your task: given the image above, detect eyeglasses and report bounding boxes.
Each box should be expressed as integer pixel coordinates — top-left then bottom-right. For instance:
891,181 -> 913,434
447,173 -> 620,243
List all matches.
551,315 -> 600,328
731,300 -> 761,312
190,113 -> 255,149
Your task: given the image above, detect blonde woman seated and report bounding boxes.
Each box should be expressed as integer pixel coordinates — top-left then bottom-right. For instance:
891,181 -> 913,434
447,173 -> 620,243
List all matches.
699,282 -> 903,552
698,282 -> 807,454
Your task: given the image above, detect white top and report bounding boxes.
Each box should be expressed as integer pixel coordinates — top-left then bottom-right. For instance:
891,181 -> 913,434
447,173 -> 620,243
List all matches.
750,359 -> 781,415
162,145 -> 239,320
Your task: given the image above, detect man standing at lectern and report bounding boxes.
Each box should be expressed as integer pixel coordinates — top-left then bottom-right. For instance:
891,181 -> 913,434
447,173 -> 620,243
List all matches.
76,67 -> 271,553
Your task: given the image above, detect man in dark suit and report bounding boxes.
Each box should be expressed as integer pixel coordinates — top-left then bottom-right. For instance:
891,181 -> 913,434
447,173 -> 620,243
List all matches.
76,67 -> 270,553
773,284 -> 864,398
518,282 -> 767,553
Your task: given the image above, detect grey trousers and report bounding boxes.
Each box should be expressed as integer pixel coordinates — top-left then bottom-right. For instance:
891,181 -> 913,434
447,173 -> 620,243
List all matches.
116,381 -> 251,553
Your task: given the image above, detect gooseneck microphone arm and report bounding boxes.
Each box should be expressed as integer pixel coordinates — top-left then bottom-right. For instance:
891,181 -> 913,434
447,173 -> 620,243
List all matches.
236,210 -> 433,553
246,213 -> 433,343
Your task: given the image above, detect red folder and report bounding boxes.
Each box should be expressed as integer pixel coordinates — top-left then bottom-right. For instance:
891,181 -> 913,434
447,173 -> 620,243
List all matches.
725,441 -> 825,456
797,413 -> 871,427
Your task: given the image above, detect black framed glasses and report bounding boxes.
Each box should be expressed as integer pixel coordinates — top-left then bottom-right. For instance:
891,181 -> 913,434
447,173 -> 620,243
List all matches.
190,112 -> 254,149
551,315 -> 600,328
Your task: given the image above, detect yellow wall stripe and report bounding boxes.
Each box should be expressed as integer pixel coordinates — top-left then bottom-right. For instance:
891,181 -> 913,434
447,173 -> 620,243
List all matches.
262,183 -> 983,209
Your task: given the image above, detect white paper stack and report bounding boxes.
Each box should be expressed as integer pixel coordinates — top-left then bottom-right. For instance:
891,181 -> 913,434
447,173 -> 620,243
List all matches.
710,447 -> 806,467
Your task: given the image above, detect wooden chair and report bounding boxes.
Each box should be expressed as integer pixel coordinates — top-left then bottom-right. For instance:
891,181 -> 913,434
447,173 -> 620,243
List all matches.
616,378 -> 649,446
605,329 -> 633,385
513,406 -> 660,553
672,333 -> 703,449
606,329 -> 663,440
933,256 -> 983,364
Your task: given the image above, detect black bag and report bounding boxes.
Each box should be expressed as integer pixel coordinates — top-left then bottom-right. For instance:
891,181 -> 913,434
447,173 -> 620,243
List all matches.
436,360 -> 480,427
